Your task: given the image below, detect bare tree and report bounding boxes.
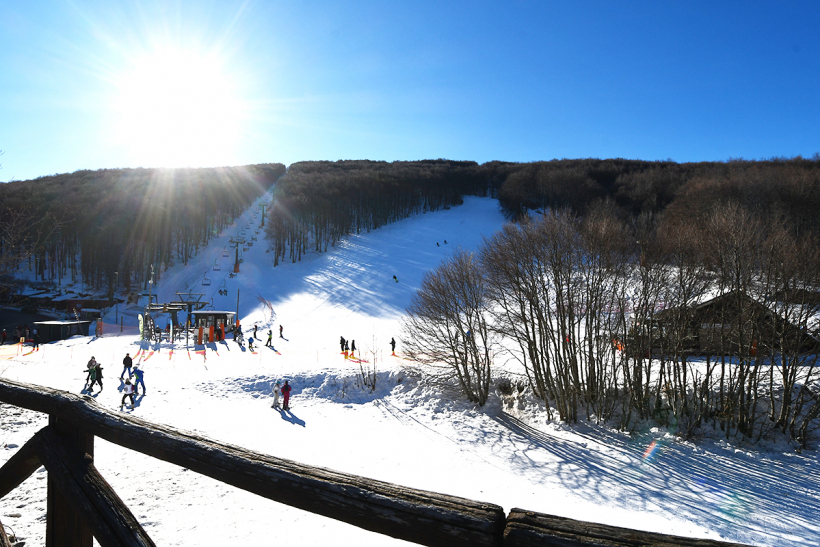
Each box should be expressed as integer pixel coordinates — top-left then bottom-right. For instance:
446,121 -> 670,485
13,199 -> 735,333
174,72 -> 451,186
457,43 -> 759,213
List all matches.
402,249 -> 494,406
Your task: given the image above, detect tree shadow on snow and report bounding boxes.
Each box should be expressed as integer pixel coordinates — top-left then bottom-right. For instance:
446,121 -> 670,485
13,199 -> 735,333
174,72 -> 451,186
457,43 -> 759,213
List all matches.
489,412 -> 820,546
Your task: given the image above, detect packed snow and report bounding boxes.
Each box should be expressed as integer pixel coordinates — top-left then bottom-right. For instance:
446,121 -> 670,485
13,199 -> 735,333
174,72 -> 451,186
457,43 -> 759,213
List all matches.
2,195 -> 819,546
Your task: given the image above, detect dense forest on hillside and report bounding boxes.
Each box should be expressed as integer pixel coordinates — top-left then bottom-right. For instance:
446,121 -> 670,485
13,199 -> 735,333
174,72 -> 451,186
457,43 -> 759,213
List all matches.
0,164 -> 285,295
267,157 -> 820,264
265,160 -> 488,265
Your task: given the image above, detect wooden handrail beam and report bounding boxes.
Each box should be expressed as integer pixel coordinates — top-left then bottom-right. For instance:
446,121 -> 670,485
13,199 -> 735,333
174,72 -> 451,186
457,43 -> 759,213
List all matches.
504,509 -> 750,547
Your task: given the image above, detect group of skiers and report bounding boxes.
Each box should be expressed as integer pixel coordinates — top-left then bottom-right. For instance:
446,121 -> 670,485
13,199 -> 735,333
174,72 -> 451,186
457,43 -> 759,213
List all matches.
237,324 -> 284,351
119,353 -> 146,410
1,324 -> 39,348
80,352 -> 145,409
339,336 -> 397,355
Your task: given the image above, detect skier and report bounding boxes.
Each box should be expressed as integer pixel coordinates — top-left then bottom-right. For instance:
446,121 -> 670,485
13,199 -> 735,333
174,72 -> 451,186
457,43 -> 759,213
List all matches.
234,324 -> 243,345
87,364 -> 98,394
121,352 -> 133,379
351,340 -> 356,353
444,240 -> 447,244
253,324 -> 258,339
266,330 -> 273,347
437,242 -> 440,246
271,381 -> 281,409
120,378 -> 135,410
84,357 -> 97,389
248,337 -> 255,351
32,331 -> 40,350
281,380 -> 292,411
393,275 -> 398,283
344,339 -> 349,352
339,336 -> 346,352
279,324 -> 284,338
93,361 -> 104,392
132,366 -> 146,396
390,337 -> 396,354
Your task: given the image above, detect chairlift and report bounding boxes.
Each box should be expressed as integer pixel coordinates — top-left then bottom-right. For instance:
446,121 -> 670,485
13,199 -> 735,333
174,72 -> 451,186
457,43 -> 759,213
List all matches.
222,247 -> 229,257
202,274 -> 212,286
243,246 -> 249,251
213,262 -> 221,271
241,230 -> 247,235
251,236 -> 257,241
248,242 -> 253,247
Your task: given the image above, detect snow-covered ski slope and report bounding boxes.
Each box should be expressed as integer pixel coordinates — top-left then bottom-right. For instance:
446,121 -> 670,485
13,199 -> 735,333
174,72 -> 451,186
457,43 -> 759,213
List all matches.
2,195 -> 820,547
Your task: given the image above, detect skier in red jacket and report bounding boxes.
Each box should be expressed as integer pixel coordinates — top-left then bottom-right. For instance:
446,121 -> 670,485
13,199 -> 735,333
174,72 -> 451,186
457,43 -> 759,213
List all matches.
281,380 -> 292,411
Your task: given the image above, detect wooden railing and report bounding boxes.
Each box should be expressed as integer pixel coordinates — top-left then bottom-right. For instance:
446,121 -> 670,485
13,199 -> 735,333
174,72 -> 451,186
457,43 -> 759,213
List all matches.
0,377 -> 750,547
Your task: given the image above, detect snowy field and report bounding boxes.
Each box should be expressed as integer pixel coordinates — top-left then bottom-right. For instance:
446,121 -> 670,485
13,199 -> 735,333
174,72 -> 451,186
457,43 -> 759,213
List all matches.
2,195 -> 820,546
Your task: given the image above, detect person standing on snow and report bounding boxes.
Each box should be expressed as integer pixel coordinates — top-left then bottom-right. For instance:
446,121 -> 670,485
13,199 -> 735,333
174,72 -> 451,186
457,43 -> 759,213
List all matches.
281,380 -> 292,411
121,352 -> 133,379
248,336 -> 255,350
279,325 -> 283,338
390,337 -> 396,354
254,325 -> 258,339
339,336 -> 346,352
132,366 -> 146,395
87,364 -> 98,393
84,357 -> 97,390
121,378 -> 135,410
351,340 -> 356,355
266,330 -> 273,347
93,361 -> 104,392
271,381 -> 281,409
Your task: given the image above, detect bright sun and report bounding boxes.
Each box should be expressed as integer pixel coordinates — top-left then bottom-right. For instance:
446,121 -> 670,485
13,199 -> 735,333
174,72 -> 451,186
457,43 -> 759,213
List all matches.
113,48 -> 245,168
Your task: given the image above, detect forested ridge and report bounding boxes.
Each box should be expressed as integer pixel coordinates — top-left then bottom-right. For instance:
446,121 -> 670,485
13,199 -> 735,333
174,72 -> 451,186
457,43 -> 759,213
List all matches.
266,156 -> 820,265
0,163 -> 285,294
265,160 -> 488,265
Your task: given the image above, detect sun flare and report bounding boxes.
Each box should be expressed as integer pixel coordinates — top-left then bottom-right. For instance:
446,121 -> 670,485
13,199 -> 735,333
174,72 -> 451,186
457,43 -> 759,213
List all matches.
113,48 -> 245,168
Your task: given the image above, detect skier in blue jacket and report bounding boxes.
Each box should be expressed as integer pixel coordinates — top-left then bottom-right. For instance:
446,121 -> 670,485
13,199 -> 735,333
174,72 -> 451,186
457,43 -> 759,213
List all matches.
132,366 -> 146,395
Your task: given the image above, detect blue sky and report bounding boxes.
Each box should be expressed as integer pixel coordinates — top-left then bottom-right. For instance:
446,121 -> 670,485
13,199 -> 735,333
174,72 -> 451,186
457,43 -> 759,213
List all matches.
1,1 -> 818,182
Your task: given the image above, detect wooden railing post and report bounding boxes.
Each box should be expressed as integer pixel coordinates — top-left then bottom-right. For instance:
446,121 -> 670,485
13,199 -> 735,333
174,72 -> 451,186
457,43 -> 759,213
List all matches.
46,414 -> 94,547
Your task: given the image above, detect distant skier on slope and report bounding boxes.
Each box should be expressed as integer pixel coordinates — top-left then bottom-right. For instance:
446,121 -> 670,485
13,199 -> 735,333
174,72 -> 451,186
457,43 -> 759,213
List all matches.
279,324 -> 284,338
266,330 -> 273,347
390,337 -> 396,354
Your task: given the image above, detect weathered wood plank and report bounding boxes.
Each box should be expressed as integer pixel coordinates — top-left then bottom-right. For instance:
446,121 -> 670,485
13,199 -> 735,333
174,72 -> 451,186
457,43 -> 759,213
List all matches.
35,426 -> 156,547
45,415 -> 94,547
0,377 -> 505,547
0,433 -> 41,499
504,509 -> 750,547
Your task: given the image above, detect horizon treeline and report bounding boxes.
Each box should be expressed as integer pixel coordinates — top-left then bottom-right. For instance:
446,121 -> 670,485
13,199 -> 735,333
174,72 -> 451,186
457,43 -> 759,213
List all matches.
266,156 -> 820,265
0,164 -> 285,295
